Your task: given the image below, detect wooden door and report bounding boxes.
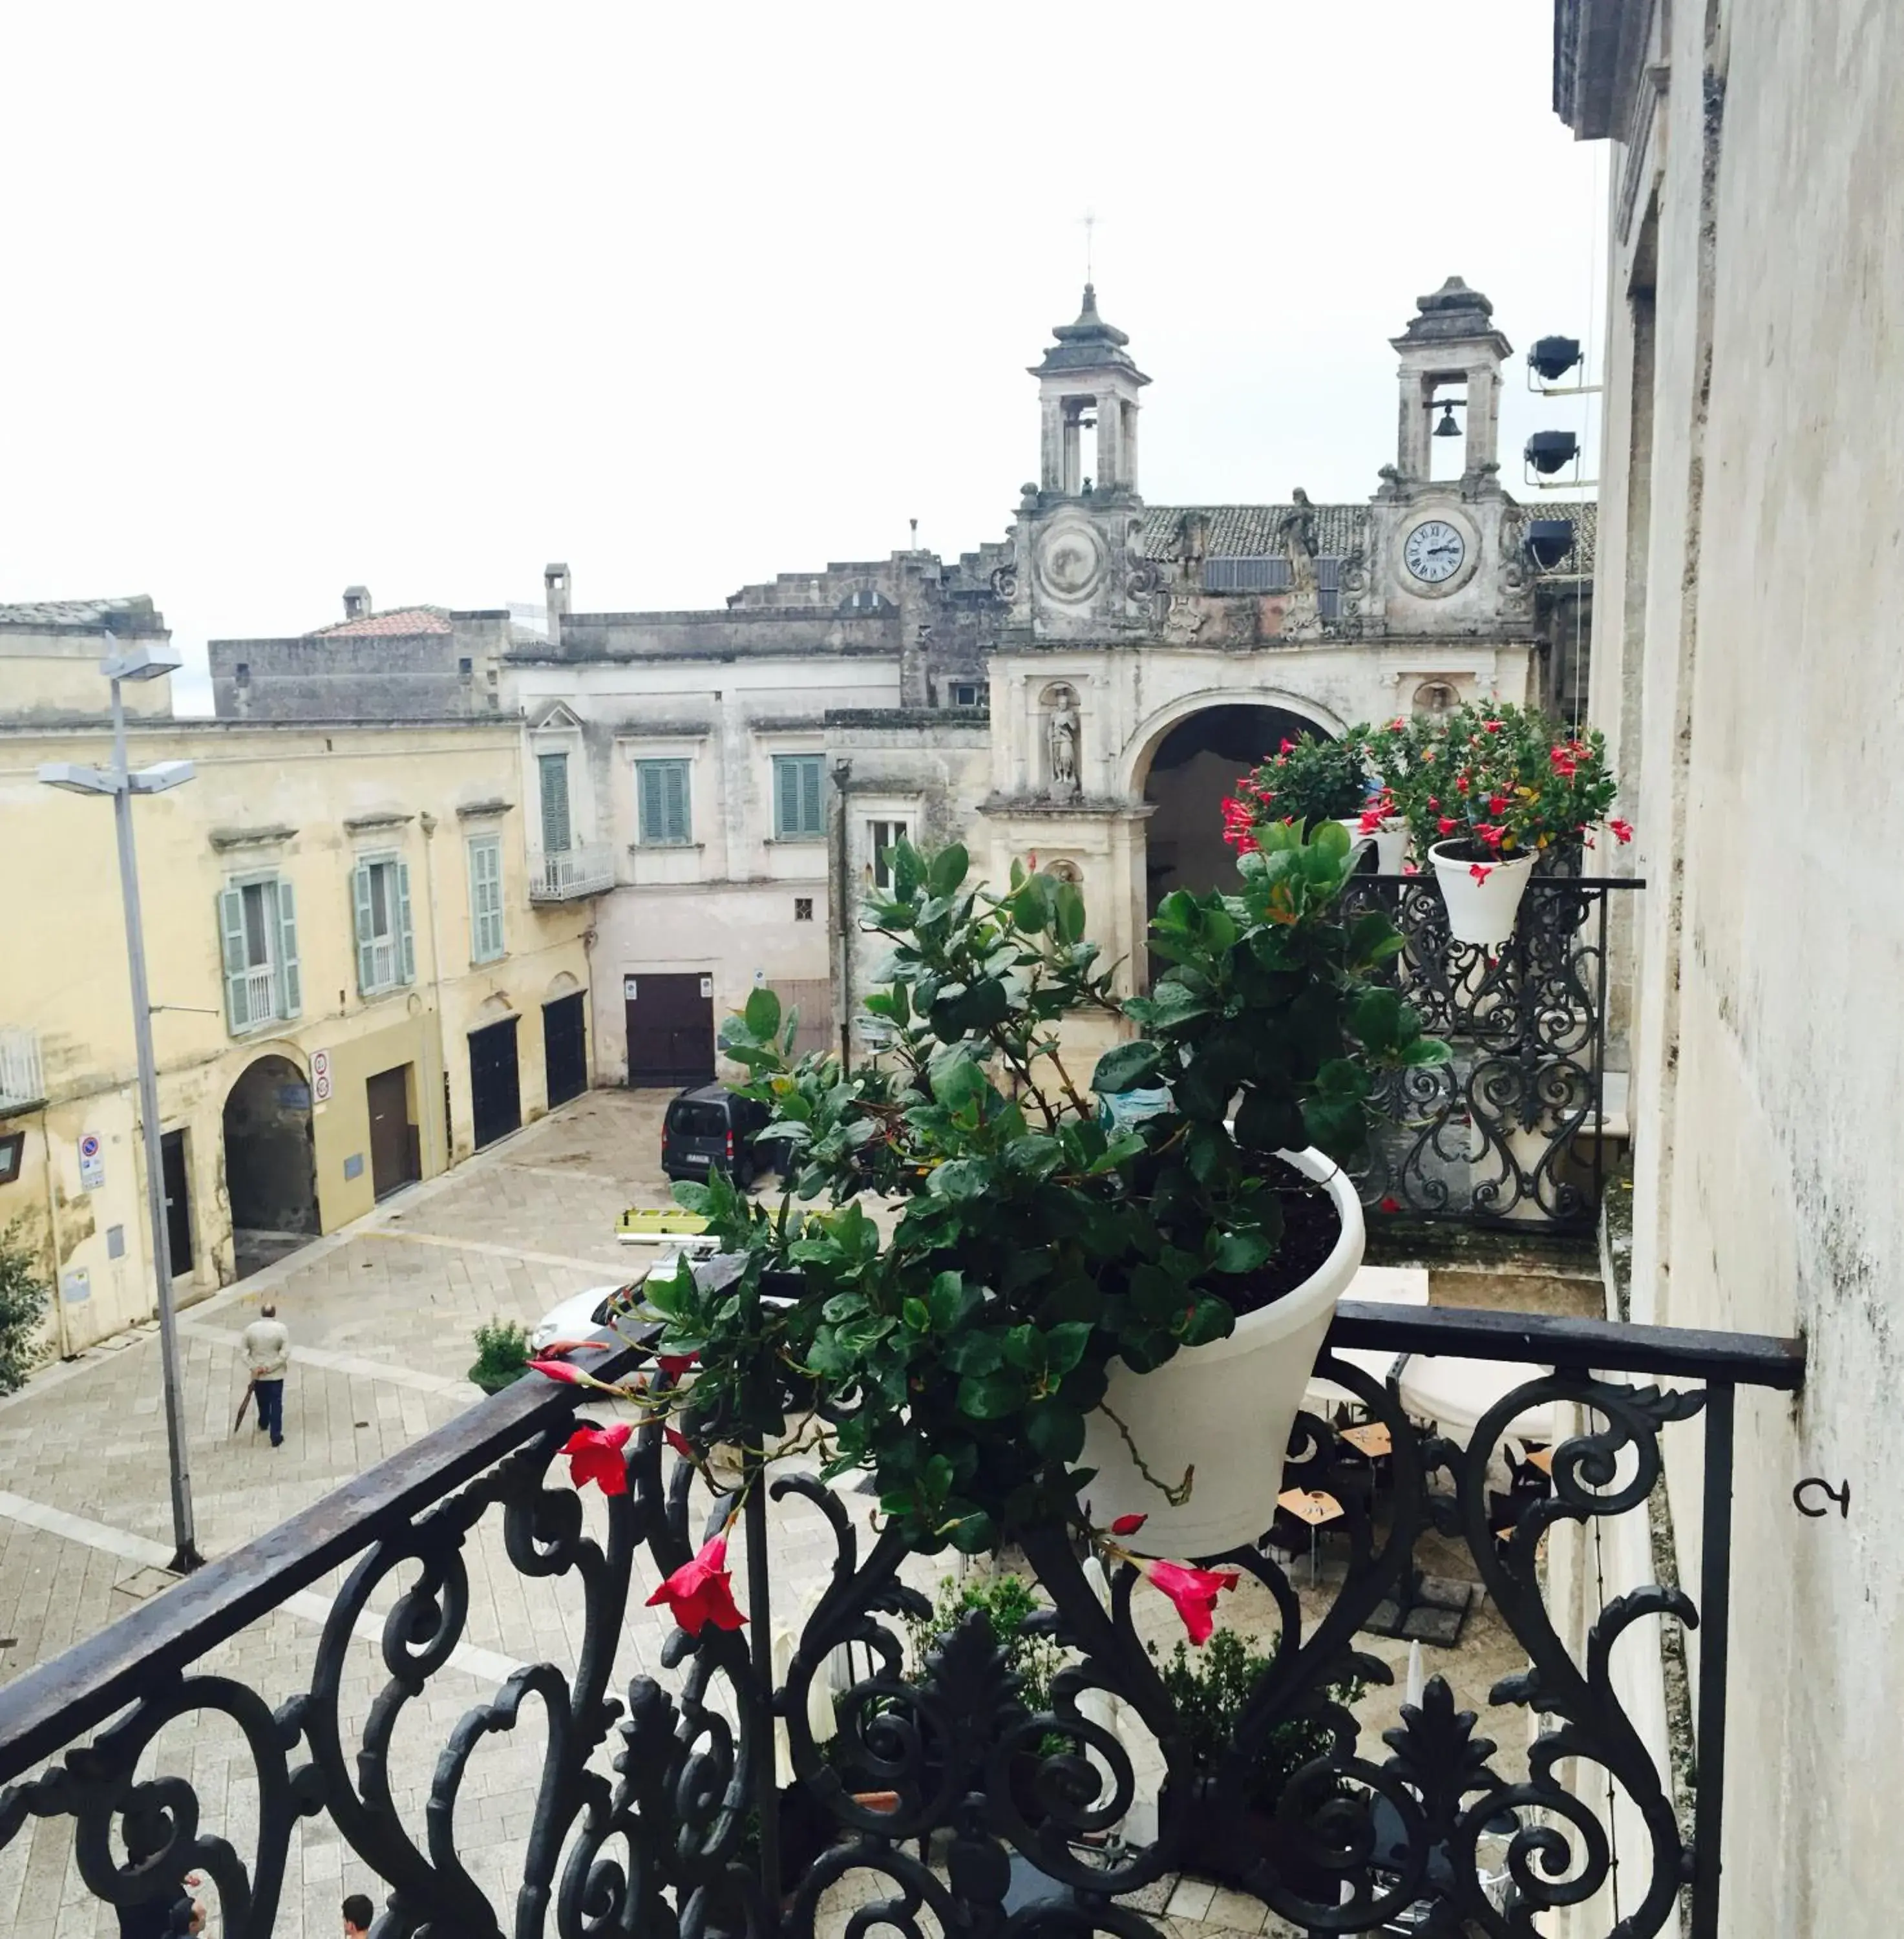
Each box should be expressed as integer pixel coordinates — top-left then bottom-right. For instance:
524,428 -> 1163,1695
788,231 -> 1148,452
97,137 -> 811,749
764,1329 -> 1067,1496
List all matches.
160,1130 -> 193,1276
624,973 -> 714,1088
469,1020 -> 523,1149
543,993 -> 588,1107
367,1065 -> 418,1198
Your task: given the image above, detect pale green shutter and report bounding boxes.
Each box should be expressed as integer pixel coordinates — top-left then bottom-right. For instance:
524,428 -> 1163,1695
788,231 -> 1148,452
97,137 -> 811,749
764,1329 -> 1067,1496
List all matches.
664,762 -> 689,842
539,754 -> 571,853
776,758 -> 799,838
639,762 -> 663,845
801,756 -> 821,835
353,862 -> 376,993
275,878 -> 302,1019
485,842 -> 504,958
469,838 -> 503,961
218,887 -> 249,1032
396,861 -> 416,984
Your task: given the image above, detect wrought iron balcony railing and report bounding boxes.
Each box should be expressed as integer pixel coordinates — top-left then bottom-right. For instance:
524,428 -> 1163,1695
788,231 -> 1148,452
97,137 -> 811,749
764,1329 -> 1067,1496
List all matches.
529,840 -> 616,902
0,1292 -> 1801,1938
1342,873 -> 1644,1231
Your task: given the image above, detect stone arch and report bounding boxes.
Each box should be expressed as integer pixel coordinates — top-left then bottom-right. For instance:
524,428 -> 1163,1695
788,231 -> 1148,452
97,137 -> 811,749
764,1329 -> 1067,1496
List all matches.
1412,679 -> 1462,717
222,1052 -> 318,1274
476,992 -> 516,1024
1130,694 -> 1344,917
545,968 -> 583,999
1119,686 -> 1346,800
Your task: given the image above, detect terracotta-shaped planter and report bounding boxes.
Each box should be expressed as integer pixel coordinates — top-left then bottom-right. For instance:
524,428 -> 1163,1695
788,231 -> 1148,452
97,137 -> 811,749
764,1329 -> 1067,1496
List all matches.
1428,840 -> 1534,949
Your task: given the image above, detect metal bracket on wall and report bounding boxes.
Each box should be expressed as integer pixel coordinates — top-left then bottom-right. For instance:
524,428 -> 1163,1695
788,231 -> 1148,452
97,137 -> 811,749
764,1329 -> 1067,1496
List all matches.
1792,1476 -> 1850,1519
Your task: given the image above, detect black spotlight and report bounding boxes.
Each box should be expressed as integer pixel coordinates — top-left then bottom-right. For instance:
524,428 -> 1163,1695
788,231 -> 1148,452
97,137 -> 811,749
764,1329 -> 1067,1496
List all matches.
1525,518 -> 1575,568
1433,401 -> 1462,438
1528,336 -> 1583,383
1525,430 -> 1580,476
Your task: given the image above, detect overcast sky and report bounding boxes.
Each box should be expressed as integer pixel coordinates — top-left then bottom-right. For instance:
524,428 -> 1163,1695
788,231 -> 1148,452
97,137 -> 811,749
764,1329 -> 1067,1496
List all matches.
2,2 -> 1602,714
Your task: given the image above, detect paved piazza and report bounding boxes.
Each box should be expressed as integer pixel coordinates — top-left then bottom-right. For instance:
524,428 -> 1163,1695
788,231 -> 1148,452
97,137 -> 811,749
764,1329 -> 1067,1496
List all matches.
0,1091 -> 1538,1938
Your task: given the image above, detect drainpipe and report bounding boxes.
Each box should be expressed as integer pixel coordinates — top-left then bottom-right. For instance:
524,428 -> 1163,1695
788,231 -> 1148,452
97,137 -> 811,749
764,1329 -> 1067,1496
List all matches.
830,759 -> 852,1068
418,813 -> 451,1170
36,1109 -> 70,1361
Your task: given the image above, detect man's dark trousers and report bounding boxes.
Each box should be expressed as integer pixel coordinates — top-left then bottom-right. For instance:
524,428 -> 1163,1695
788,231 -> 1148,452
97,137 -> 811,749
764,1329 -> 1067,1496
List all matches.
255,1378 -> 284,1446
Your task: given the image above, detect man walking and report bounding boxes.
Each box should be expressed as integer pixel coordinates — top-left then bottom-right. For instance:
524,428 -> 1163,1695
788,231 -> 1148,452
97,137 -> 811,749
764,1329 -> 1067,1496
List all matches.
342,1894 -> 375,1938
240,1301 -> 290,1448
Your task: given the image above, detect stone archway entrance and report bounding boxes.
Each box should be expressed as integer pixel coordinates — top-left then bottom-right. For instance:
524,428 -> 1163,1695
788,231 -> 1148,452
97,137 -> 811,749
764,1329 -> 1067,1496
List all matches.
1141,703 -> 1327,913
223,1054 -> 319,1280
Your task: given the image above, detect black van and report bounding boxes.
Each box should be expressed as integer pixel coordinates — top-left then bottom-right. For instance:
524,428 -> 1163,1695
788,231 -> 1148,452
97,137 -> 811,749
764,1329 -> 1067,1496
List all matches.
660,1085 -> 788,1187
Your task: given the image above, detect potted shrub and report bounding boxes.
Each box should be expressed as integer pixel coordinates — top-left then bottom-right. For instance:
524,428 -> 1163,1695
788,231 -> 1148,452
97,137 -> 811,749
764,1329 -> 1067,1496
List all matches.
468,1317 -> 532,1394
595,823 -> 1444,1600
1225,728 -> 1404,873
1372,705 -> 1629,947
1154,1627 -> 1363,1897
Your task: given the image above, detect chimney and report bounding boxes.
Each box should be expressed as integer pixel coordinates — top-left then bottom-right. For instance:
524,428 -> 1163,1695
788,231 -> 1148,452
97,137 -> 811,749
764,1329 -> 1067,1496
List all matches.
343,585 -> 372,622
544,563 -> 571,642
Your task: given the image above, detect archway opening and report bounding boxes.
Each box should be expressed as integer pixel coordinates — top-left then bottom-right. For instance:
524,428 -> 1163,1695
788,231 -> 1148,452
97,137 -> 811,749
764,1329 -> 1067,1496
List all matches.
1142,703 -> 1330,913
223,1054 -> 318,1280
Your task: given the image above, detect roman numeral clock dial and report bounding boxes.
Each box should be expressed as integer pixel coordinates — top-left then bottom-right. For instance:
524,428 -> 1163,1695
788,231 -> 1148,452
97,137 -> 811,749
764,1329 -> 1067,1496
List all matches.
1402,518 -> 1466,585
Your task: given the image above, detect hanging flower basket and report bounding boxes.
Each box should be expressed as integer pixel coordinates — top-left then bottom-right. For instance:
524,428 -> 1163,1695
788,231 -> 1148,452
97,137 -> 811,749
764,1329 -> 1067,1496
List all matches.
1428,841 -> 1535,948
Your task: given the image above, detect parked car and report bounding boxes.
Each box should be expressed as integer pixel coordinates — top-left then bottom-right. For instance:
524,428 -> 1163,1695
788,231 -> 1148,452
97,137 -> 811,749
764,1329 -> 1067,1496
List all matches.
661,1084 -> 790,1187
527,1239 -> 717,1353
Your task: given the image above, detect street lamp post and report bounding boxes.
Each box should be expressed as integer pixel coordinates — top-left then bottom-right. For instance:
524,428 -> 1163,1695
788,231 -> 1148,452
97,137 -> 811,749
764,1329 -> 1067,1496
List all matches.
39,642 -> 203,1573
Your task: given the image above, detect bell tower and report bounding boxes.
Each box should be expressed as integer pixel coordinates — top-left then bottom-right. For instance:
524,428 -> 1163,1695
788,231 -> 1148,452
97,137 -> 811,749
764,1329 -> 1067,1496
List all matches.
1390,276 -> 1512,489
1030,285 -> 1148,500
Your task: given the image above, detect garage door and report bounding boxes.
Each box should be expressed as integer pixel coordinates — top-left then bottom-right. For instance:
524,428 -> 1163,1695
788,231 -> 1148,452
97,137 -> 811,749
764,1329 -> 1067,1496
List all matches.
544,992 -> 589,1107
624,973 -> 715,1089
469,1018 -> 522,1149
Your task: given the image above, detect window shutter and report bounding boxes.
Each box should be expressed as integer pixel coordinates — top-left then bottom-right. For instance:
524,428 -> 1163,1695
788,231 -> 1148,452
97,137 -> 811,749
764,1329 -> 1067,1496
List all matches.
353,862 -> 377,993
539,753 -> 571,853
275,878 -> 302,1019
639,762 -> 663,844
469,838 -> 503,961
396,861 -> 416,984
664,762 -> 689,843
486,843 -> 504,958
776,758 -> 798,838
801,756 -> 821,835
218,887 -> 249,1032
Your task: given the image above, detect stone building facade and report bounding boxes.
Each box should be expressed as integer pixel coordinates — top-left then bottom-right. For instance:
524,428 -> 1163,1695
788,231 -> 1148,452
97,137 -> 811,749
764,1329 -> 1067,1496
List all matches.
1549,3 -> 1904,1933
0,608 -> 593,1350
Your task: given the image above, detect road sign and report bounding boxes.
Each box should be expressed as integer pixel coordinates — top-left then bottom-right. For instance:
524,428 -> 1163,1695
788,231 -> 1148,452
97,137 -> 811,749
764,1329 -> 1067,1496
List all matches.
311,1048 -> 332,1105
78,1133 -> 104,1192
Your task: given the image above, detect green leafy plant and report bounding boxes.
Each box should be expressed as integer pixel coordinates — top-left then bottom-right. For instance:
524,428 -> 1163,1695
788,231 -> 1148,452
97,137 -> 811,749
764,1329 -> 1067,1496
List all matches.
469,1317 -> 533,1394
1229,728 -> 1374,835
1368,705 -> 1628,862
631,825 -> 1446,1554
904,1572 -> 1065,1715
0,1220 -> 50,1395
1155,1626 -> 1362,1812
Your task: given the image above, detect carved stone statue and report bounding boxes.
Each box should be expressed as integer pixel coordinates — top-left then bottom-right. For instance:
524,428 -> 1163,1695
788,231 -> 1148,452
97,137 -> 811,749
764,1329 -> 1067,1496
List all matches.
1046,686 -> 1081,798
1170,509 -> 1210,586
1277,487 -> 1323,640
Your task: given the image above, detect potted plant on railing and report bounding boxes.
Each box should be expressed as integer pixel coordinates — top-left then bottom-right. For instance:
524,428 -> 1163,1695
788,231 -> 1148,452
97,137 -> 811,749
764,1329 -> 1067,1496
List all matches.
555,825 -> 1446,1630
1369,705 -> 1629,948
1225,727 -> 1406,874
467,1317 -> 532,1394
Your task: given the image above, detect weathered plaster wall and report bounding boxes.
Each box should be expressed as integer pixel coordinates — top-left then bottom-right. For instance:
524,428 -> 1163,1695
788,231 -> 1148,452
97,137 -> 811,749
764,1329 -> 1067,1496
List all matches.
1567,3 -> 1904,1932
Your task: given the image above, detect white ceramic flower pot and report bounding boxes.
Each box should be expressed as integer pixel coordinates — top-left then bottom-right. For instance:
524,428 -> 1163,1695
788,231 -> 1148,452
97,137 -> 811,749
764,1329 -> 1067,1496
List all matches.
1428,840 -> 1535,948
1074,1147 -> 1366,1560
1371,818 -> 1408,874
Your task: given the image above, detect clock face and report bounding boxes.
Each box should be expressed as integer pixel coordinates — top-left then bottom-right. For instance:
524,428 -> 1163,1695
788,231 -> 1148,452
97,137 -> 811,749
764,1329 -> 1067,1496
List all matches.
1403,519 -> 1466,585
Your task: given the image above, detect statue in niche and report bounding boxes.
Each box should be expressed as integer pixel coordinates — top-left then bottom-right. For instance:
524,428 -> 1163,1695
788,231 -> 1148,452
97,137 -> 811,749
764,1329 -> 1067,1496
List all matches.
1277,487 -> 1323,640
1045,686 -> 1081,800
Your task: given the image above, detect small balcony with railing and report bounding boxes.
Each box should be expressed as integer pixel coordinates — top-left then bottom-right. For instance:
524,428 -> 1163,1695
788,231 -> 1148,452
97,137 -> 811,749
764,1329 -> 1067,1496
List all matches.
528,840 -> 616,902
0,1026 -> 46,1116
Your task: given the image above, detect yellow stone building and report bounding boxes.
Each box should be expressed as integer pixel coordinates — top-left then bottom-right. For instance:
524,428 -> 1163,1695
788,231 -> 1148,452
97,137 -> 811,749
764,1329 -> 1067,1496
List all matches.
0,600 -> 596,1352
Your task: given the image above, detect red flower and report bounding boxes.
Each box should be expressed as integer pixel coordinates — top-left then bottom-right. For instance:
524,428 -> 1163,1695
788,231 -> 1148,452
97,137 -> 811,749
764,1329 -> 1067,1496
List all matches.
1610,818 -> 1634,844
1487,793 -> 1508,815
563,1423 -> 632,1496
1402,862 -> 1419,876
1379,1195 -> 1402,1214
1279,737 -> 1296,754
657,1352 -> 698,1379
1388,717 -> 1406,732
529,1359 -> 583,1385
1475,823 -> 1505,850
1110,1512 -> 1148,1537
1455,774 -> 1472,794
647,1534 -> 747,1634
1437,816 -> 1457,836
1468,862 -> 1494,884
1426,797 -> 1440,812
1482,718 -> 1505,733
664,1426 -> 693,1458
1147,1559 -> 1238,1645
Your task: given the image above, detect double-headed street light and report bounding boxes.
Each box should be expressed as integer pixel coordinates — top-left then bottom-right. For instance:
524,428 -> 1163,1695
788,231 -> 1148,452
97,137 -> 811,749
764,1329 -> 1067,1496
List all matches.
38,641 -> 202,1573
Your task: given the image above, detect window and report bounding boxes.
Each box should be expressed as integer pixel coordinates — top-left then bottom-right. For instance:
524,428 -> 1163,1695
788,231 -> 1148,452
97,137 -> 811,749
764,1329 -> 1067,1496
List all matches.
467,836 -> 505,963
951,682 -> 980,708
867,819 -> 908,890
217,876 -> 301,1033
538,752 -> 573,854
234,662 -> 251,686
773,754 -> 825,840
637,759 -> 692,845
458,657 -> 473,679
352,855 -> 416,995
794,897 -> 814,922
